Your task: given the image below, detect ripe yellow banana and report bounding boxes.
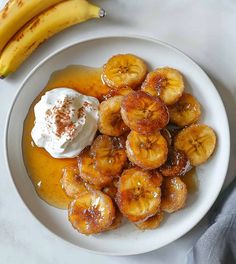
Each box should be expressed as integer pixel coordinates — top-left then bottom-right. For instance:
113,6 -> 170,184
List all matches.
0,0 -> 64,54
0,0 -> 105,78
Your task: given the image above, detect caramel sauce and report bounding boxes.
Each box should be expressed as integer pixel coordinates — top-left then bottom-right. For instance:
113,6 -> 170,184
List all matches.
181,167 -> 198,193
46,65 -> 109,101
22,65 -> 110,209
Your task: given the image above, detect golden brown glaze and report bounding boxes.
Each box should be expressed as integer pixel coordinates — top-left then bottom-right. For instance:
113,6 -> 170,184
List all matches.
121,91 -> 169,135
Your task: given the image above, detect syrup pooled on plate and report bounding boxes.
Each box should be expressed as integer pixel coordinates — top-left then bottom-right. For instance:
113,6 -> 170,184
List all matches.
22,65 -> 110,209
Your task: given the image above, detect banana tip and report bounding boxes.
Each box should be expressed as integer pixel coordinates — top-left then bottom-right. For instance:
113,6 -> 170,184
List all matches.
99,8 -> 106,18
0,75 -> 6,80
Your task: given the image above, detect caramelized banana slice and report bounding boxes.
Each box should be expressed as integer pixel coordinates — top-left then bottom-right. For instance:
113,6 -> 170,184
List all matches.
161,177 -> 187,213
135,211 -> 164,230
105,208 -> 123,231
84,183 -> 102,191
68,191 -> 115,235
150,170 -> 163,187
78,148 -> 113,187
141,67 -> 184,105
61,166 -> 88,198
106,86 -> 134,98
121,91 -> 169,134
98,96 -> 129,136
102,54 -> 147,89
169,93 -> 201,127
117,167 -> 161,222
174,124 -> 216,166
126,131 -> 168,170
91,135 -> 127,176
159,148 -> 190,177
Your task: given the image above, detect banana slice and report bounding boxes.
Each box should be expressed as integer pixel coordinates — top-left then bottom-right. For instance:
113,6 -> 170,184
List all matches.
61,166 -> 88,198
68,190 -> 115,235
105,208 -> 123,231
84,183 -> 101,191
116,167 -> 161,222
106,86 -> 134,98
78,148 -> 113,187
161,177 -> 187,213
126,131 -> 168,170
169,93 -> 201,127
121,91 -> 169,134
174,124 -> 216,166
135,211 -> 164,230
141,67 -> 184,105
98,96 -> 129,136
159,148 -> 190,177
91,135 -> 127,176
102,54 -> 147,89
150,170 -> 163,187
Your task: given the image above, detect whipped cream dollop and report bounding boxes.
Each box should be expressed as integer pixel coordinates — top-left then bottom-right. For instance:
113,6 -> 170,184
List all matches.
31,88 -> 99,158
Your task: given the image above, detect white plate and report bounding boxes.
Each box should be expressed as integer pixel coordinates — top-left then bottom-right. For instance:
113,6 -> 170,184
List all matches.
5,35 -> 230,256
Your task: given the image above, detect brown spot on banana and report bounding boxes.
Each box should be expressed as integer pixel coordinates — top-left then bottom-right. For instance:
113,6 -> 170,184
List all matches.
1,1 -> 10,19
16,0 -> 23,7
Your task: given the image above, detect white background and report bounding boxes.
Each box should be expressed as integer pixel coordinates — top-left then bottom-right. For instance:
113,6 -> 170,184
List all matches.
0,0 -> 236,263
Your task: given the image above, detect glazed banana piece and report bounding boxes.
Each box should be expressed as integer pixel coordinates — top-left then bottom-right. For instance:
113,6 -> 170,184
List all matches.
98,96 -> 129,136
102,54 -> 147,89
91,135 -> 127,176
0,0 -> 105,78
0,0 -> 64,54
150,170 -> 163,187
78,147 -> 113,187
141,67 -> 184,105
116,167 -> 161,222
174,124 -> 216,166
126,131 -> 168,170
68,190 -> 115,234
105,208 -> 123,231
169,93 -> 201,127
161,177 -> 187,213
135,211 -> 164,230
159,148 -> 190,177
121,91 -> 169,135
106,86 -> 134,98
61,166 -> 88,198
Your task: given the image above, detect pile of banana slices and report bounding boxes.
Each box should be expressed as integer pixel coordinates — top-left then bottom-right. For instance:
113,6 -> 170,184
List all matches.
0,0 -> 105,78
61,53 -> 217,235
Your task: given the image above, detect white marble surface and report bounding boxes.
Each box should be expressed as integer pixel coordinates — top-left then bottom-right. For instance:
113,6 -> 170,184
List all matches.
0,0 -> 236,263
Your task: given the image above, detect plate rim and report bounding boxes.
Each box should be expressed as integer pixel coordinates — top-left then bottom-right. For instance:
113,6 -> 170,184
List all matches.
4,34 -> 230,256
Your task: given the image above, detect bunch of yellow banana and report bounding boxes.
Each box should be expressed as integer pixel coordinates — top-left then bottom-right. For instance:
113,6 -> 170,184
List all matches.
0,0 -> 105,78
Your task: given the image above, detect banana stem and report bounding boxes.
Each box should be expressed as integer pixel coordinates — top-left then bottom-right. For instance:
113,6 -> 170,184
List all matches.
99,8 -> 106,18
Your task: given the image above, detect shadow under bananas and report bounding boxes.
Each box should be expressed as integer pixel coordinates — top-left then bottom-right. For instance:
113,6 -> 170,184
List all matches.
205,72 -> 236,188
